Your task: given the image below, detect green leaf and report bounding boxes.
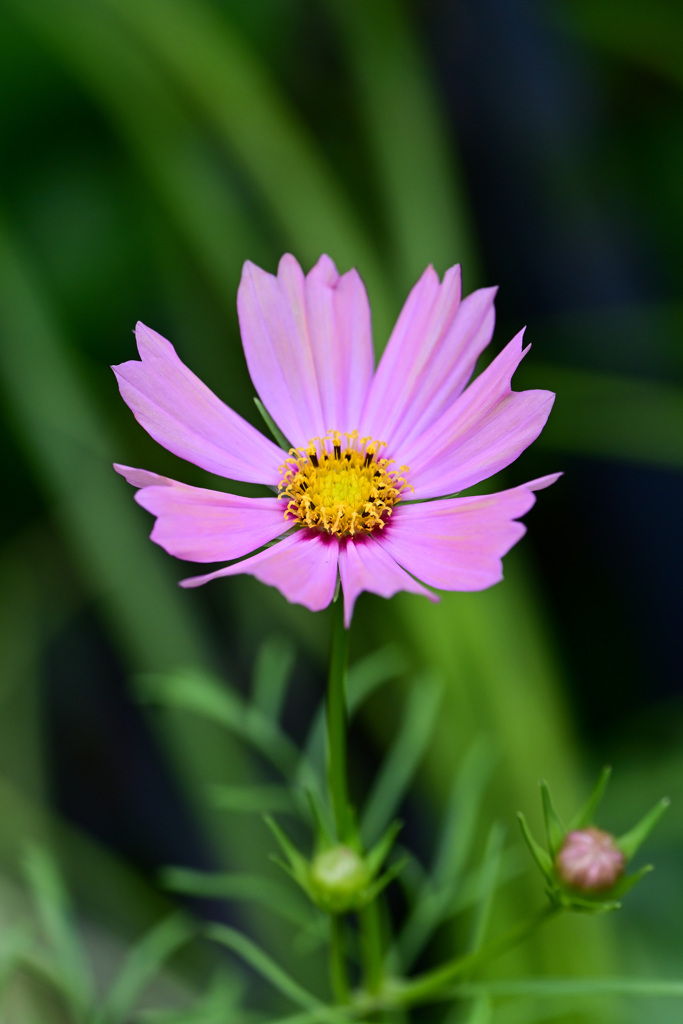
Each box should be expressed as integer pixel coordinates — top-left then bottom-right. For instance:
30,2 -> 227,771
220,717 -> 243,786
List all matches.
209,783 -> 295,816
206,925 -> 324,1011
23,845 -> 94,1016
570,765 -> 612,830
140,668 -> 299,777
395,740 -> 496,970
100,913 -> 195,1024
360,671 -> 443,846
161,867 -> 314,928
468,824 -> 505,953
251,636 -> 297,723
456,976 -> 683,998
326,0 -> 478,295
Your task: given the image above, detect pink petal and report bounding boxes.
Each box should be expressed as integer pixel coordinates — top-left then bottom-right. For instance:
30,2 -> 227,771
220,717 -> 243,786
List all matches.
113,323 -> 285,485
381,474 -> 561,590
180,531 -> 340,614
114,463 -> 181,488
338,535 -> 437,628
237,254 -> 374,444
361,265 -> 497,447
130,480 -> 288,563
399,330 -> 555,499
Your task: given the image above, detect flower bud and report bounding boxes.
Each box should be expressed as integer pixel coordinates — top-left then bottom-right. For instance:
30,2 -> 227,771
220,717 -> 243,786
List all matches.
556,827 -> 625,892
309,845 -> 371,913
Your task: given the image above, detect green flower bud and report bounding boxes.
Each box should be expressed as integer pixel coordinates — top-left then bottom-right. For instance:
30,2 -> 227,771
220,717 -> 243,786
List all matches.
309,845 -> 372,913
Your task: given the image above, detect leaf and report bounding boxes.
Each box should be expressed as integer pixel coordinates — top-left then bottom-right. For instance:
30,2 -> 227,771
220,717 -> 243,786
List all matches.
251,635 -> 297,723
162,867 -> 314,928
140,667 -> 299,777
360,671 -> 443,846
467,824 -> 505,954
23,845 -> 94,1016
209,783 -> 296,816
206,925 -> 324,1011
100,913 -> 195,1024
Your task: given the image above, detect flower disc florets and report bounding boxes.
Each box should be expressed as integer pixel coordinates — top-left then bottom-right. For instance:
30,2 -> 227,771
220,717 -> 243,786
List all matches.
278,430 -> 411,537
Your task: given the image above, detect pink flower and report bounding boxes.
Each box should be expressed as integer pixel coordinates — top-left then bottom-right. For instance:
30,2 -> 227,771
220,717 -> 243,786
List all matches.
114,255 -> 558,626
556,828 -> 625,892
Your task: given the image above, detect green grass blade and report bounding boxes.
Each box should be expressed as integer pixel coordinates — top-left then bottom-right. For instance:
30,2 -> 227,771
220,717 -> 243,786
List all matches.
456,977 -> 683,998
206,925 -> 324,1011
7,0 -> 269,308
467,824 -> 505,954
100,913 -> 195,1024
0,217 -> 211,674
395,740 -> 496,969
251,636 -> 297,724
162,869 -> 314,928
209,783 -> 296,816
99,0 -> 393,332
519,362 -> 683,469
23,846 -> 94,1017
360,672 -> 443,846
140,668 -> 299,777
327,0 -> 478,293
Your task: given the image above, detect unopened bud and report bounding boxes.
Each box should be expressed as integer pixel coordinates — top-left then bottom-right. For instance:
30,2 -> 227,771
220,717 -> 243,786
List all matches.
556,827 -> 625,892
309,845 -> 371,913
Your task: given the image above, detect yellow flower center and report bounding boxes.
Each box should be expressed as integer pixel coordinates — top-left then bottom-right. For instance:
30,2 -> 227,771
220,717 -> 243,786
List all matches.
278,430 -> 411,537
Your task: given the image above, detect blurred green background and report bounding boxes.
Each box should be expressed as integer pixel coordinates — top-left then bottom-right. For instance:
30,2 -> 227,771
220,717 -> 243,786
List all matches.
0,0 -> 681,1021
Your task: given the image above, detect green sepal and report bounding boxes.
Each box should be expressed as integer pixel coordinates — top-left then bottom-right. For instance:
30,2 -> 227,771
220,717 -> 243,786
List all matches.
264,816 -> 310,890
569,765 -> 612,831
253,397 -> 290,451
358,856 -> 410,907
617,797 -> 670,860
517,813 -> 553,882
365,819 -> 402,877
540,781 -> 566,857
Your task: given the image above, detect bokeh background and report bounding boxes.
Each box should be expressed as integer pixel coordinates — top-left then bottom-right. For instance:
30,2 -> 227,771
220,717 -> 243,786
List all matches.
0,0 -> 681,1021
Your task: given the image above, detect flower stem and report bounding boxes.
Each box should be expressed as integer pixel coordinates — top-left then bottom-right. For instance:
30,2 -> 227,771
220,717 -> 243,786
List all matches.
330,916 -> 351,1004
327,599 -> 351,840
394,905 -> 560,1007
359,900 -> 384,996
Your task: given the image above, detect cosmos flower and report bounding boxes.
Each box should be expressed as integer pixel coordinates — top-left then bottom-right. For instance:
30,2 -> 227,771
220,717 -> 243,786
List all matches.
114,254 -> 558,626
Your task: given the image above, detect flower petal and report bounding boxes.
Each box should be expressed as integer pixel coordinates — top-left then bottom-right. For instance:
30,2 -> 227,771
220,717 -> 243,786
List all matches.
381,474 -> 561,590
113,323 -> 285,485
180,531 -> 340,614
361,265 -> 497,447
128,477 -> 288,563
338,535 -> 437,628
400,330 -> 555,499
237,254 -> 374,444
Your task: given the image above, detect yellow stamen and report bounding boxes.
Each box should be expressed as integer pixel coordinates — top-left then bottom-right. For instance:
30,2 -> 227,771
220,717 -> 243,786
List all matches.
278,430 -> 411,537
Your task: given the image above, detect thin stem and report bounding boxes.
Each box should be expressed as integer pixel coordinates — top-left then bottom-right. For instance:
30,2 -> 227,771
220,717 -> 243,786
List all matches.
359,901 -> 384,997
327,599 -> 351,840
394,905 -> 560,1008
329,916 -> 351,1004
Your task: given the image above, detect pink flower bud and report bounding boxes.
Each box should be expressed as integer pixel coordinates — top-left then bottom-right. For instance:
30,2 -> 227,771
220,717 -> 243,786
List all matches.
556,827 -> 625,891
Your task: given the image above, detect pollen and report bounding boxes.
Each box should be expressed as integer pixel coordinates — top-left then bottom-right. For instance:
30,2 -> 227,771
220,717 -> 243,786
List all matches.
278,430 -> 411,537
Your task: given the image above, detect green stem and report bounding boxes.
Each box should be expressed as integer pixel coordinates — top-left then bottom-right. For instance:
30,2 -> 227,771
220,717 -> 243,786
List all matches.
394,905 -> 560,1008
327,599 -> 351,840
359,901 -> 384,997
329,916 -> 351,1004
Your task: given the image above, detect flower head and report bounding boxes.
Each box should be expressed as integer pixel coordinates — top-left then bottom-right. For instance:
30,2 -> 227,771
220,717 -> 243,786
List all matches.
113,254 -> 559,626
518,768 -> 669,912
